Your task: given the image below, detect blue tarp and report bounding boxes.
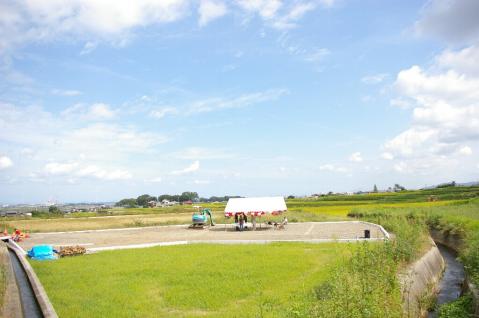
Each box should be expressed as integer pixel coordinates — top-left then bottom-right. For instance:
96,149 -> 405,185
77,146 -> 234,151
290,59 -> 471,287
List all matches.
28,245 -> 56,260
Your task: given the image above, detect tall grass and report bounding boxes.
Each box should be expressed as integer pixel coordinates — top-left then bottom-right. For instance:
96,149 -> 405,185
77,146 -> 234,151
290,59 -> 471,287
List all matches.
286,216 -> 428,318
348,198 -> 479,316
349,198 -> 479,286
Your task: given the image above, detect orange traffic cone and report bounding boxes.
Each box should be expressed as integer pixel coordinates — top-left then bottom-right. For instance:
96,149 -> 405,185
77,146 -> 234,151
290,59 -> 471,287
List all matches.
3,228 -> 8,236
25,231 -> 30,238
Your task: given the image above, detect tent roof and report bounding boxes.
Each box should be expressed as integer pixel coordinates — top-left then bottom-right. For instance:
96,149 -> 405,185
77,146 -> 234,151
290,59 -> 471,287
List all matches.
224,197 -> 287,214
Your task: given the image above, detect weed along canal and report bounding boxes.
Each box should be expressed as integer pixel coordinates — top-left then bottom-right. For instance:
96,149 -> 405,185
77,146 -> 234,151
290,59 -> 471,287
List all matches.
428,243 -> 465,318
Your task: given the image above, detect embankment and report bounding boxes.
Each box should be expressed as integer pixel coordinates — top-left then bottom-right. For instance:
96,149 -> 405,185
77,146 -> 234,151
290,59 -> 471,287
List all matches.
400,238 -> 445,317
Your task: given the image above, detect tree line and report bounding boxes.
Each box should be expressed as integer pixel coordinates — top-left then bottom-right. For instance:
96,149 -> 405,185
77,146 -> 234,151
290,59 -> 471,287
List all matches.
115,193 -> 241,208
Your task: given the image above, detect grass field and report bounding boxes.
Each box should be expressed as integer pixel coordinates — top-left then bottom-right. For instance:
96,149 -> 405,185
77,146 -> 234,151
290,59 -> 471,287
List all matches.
31,243 -> 352,318
25,187 -> 479,317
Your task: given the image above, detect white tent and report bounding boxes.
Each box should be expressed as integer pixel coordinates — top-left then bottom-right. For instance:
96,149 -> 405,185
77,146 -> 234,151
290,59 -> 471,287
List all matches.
224,197 -> 287,217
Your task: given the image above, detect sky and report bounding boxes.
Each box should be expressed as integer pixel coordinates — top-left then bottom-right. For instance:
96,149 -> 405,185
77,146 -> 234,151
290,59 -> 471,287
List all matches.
1,0 -> 479,204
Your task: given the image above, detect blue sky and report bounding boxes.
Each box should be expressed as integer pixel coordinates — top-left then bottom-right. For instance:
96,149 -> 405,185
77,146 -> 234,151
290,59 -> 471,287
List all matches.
1,0 -> 479,203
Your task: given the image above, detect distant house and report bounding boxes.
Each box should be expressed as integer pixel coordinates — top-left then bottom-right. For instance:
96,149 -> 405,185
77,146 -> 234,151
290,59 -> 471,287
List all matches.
0,211 -> 31,217
1,211 -> 19,217
147,200 -> 157,208
182,200 -> 193,205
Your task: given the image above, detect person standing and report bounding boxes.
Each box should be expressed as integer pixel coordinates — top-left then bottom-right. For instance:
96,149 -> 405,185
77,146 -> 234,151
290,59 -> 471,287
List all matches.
239,213 -> 245,231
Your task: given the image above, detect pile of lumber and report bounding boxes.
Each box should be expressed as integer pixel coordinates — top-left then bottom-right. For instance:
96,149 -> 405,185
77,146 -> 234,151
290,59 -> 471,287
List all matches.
58,245 -> 86,257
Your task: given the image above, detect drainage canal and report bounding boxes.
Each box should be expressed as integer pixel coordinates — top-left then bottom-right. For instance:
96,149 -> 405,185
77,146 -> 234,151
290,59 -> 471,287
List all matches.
428,243 -> 465,318
8,249 -> 43,318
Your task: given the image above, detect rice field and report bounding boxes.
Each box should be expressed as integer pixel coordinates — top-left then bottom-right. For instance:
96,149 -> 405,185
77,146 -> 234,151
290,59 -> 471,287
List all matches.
2,196 -> 466,233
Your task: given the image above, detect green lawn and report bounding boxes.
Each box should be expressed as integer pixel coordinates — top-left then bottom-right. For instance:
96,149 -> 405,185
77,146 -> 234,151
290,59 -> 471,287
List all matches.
31,243 -> 351,318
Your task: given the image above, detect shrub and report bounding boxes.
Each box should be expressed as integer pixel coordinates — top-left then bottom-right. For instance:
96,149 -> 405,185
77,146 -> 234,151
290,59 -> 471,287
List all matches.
438,294 -> 473,318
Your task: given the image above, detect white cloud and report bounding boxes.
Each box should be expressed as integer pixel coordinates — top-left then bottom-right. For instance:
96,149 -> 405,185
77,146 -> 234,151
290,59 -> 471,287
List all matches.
76,165 -> 132,180
349,152 -> 363,162
127,89 -> 287,118
361,73 -> 388,85
0,0 -> 330,53
171,160 -> 200,175
458,146 -> 472,156
319,164 -> 347,173
381,152 -> 394,160
51,89 -> 82,96
149,107 -> 178,119
62,103 -> 116,120
89,103 -> 116,119
20,148 -> 34,156
235,0 -> 282,20
187,89 -> 288,114
0,0 -> 190,53
0,155 -> 13,169
44,162 -> 79,175
393,161 -> 407,173
173,147 -> 234,160
385,127 -> 437,157
146,177 -> 163,183
304,48 -> 330,63
395,66 -> 479,104
193,179 -> 210,184
435,45 -> 479,77
0,102 -> 168,177
198,0 -> 228,26
44,161 -> 131,180
64,123 -> 167,158
235,0 -> 327,30
222,64 -> 238,72
80,41 -> 98,55
318,0 -> 336,7
390,98 -> 412,109
271,2 -> 316,29
384,44 -> 479,174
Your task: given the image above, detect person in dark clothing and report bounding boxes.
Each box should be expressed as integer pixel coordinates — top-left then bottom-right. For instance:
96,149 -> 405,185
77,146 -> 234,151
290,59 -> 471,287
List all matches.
239,213 -> 245,231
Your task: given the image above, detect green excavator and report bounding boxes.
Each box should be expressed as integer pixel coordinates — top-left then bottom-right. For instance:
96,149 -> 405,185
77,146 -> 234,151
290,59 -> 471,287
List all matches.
190,208 -> 215,228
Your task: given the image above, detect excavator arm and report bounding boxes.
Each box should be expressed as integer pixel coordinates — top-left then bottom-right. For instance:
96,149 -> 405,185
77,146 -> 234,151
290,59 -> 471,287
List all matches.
202,208 -> 215,226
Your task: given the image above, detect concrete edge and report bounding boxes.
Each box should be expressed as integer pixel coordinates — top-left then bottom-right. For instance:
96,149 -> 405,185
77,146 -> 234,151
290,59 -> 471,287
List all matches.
8,241 -> 26,256
87,237 -> 388,252
0,243 -> 22,318
430,230 -> 479,316
358,221 -> 390,239
7,242 -> 58,318
399,239 -> 445,317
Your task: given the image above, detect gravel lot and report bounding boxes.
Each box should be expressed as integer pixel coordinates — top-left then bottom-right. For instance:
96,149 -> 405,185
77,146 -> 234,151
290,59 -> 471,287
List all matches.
19,221 -> 388,251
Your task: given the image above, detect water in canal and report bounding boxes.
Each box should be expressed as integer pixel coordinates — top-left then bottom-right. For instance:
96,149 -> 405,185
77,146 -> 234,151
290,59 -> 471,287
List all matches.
8,249 -> 43,318
428,243 -> 465,318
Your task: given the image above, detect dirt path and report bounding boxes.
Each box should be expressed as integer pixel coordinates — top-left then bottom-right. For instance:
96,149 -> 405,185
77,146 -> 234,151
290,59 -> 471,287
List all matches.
19,221 -> 388,251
